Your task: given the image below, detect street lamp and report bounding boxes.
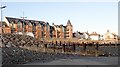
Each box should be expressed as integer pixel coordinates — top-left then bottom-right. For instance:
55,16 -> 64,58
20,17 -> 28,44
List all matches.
0,5 -> 6,26
0,4 -> 6,34
0,2 -> 6,47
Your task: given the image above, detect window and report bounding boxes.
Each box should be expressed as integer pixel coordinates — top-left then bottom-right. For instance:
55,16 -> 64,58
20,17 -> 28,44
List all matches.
38,23 -> 41,27
37,23 -> 40,30
32,24 -> 36,31
62,26 -> 64,32
28,22 -> 32,26
41,24 -> 44,31
46,24 -> 49,31
11,21 -> 14,31
17,21 -> 21,32
22,22 -> 25,28
107,35 -> 110,39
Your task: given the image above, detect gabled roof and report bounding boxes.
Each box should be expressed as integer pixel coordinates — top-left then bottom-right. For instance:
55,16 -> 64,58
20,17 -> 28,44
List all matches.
75,31 -> 90,36
111,33 -> 117,36
105,30 -> 118,36
90,32 -> 100,36
84,32 -> 90,35
78,32 -> 84,35
0,21 -> 9,27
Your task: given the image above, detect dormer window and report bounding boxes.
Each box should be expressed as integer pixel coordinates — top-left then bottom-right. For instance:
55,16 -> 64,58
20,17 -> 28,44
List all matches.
38,23 -> 41,27
46,23 -> 49,31
17,21 -> 21,32
28,22 -> 32,26
17,21 -> 21,28
62,26 -> 64,32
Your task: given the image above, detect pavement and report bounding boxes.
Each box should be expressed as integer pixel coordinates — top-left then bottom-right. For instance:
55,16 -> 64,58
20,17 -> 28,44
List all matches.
25,57 -> 118,65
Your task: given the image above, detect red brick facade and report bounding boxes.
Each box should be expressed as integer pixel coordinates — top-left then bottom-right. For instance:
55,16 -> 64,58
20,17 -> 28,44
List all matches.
2,17 -> 73,39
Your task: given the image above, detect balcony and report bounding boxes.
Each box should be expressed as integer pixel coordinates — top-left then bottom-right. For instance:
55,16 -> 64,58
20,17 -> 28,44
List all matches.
57,31 -> 60,33
65,35 -> 69,37
65,32 -> 69,34
65,29 -> 69,31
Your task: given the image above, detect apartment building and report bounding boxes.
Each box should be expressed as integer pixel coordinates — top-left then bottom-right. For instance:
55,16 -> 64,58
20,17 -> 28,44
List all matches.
2,17 -> 73,39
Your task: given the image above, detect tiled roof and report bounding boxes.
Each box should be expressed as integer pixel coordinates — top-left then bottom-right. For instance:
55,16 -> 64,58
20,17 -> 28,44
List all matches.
90,32 -> 100,36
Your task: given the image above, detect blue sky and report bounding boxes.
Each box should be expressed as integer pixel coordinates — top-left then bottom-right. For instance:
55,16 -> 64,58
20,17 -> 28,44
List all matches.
2,0 -> 119,2
1,2 -> 118,35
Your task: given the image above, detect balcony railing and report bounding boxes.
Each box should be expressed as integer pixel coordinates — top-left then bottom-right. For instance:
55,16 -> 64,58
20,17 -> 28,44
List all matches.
65,32 -> 69,34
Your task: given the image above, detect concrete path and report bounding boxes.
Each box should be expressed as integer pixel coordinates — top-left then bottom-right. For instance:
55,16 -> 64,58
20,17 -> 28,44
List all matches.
25,57 -> 118,65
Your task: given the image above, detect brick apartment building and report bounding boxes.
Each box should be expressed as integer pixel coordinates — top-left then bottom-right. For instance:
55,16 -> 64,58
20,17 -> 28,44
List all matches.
1,17 -> 73,39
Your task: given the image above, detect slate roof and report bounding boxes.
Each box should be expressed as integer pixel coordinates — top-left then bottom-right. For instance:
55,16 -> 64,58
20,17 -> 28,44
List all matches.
5,17 -> 47,26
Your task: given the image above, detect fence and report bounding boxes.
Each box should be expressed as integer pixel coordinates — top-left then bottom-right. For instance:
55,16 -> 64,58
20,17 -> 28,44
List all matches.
23,42 -> 119,57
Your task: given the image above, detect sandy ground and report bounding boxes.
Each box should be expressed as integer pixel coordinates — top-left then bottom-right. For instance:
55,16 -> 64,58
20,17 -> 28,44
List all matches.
25,57 -> 118,65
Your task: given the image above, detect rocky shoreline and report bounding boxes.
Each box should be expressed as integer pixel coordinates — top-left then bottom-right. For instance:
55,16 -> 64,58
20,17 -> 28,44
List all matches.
2,47 -> 84,65
1,33 -> 42,47
1,33 -> 81,65
1,33 -> 118,65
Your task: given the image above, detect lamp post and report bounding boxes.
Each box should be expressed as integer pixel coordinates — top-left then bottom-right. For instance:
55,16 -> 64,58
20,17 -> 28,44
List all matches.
0,2 -> 6,47
0,4 -> 6,29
